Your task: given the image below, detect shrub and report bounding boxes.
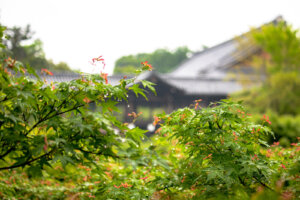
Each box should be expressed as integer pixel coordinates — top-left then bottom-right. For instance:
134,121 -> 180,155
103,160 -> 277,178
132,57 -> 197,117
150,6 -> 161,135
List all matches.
154,100 -> 275,199
0,25 -> 155,176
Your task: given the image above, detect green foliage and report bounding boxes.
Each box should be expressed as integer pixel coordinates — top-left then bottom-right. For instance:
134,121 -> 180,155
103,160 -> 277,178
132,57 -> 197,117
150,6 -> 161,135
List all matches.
233,21 -> 300,144
114,46 -> 191,74
250,112 -> 300,146
234,22 -> 300,116
253,21 -> 300,74
234,72 -> 300,116
270,115 -> 300,145
0,26 -> 7,49
265,72 -> 300,115
1,85 -> 299,199
154,100 -> 277,199
113,65 -> 137,74
0,25 -> 155,175
1,24 -> 300,200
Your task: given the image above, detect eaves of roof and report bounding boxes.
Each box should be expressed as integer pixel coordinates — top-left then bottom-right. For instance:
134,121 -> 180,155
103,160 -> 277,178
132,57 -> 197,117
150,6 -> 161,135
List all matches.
169,16 -> 284,78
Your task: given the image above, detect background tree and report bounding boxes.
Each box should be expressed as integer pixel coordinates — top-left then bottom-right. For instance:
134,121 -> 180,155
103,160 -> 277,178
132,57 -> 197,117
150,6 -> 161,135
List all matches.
233,21 -> 300,144
3,25 -> 73,72
114,46 -> 191,74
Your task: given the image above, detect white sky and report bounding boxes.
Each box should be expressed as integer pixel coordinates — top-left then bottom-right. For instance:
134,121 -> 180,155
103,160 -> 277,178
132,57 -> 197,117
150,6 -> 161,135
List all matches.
1,0 -> 299,74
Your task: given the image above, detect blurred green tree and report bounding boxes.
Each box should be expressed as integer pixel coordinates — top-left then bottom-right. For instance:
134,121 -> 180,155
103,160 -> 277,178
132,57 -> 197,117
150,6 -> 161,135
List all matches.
233,21 -> 300,144
3,25 -> 73,72
234,21 -> 300,115
114,46 -> 191,74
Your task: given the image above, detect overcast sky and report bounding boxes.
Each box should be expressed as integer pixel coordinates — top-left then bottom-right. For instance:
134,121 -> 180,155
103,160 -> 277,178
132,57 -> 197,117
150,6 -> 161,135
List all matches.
1,0 -> 300,74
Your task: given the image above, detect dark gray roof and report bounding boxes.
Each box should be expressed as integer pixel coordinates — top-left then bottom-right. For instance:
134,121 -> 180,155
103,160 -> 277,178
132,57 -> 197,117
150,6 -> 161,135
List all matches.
169,38 -> 258,79
122,72 -> 243,95
169,16 -> 283,79
36,73 -> 81,83
162,77 -> 242,95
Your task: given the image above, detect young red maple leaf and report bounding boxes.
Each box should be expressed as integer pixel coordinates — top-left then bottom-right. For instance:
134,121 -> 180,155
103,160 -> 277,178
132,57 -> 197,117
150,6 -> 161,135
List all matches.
41,68 -> 53,76
100,72 -> 108,84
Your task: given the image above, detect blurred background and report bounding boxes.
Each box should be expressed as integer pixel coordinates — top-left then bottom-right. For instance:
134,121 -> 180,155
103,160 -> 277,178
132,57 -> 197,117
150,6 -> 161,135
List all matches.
0,0 -> 299,74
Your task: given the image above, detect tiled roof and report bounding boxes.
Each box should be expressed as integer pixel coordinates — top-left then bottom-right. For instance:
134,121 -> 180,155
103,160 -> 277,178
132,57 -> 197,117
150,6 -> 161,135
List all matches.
34,73 -> 81,83
163,77 -> 242,95
169,16 -> 283,79
169,38 -> 258,79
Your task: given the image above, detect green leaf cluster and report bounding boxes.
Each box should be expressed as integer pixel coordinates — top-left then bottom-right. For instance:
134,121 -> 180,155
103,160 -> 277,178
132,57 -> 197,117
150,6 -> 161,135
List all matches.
154,100 -> 277,198
0,24 -> 153,176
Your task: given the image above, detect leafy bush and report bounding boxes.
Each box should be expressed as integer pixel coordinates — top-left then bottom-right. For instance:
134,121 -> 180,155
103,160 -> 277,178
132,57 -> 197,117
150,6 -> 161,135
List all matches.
0,97 -> 299,199
0,25 -> 155,175
239,111 -> 300,146
264,113 -> 300,146
153,100 -> 274,198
